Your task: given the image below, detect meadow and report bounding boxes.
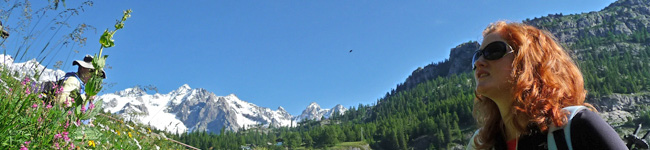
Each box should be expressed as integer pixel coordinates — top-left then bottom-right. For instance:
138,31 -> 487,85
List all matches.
0,1 -> 192,149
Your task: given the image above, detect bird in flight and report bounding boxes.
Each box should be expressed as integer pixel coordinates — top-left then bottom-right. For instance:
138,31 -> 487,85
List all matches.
349,50 -> 353,53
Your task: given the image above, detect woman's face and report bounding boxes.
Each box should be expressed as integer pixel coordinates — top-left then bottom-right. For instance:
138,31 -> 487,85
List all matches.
474,32 -> 515,100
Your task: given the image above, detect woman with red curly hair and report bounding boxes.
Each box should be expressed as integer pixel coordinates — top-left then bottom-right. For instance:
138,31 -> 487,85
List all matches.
467,21 -> 626,150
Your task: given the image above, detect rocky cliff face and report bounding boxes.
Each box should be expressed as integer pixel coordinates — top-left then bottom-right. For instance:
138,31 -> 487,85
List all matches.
588,93 -> 650,125
396,41 -> 479,94
524,0 -> 650,45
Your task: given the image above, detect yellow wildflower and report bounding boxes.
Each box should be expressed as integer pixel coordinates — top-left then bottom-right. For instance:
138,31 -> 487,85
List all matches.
88,140 -> 96,147
128,132 -> 132,138
116,130 -> 120,135
148,128 -> 151,133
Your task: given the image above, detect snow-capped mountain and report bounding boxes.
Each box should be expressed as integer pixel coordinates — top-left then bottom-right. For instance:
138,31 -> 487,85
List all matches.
2,54 -> 349,135
294,102 -> 347,122
100,84 -> 346,134
0,54 -> 66,82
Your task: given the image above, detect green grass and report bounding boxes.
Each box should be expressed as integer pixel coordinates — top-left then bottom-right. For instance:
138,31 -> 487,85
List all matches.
0,6 -> 194,149
0,68 -> 189,149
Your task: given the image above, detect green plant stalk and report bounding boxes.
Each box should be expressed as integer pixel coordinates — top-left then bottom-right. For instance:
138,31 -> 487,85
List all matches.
99,46 -> 104,59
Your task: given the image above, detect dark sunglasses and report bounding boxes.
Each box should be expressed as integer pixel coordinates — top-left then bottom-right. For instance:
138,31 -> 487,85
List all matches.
472,41 -> 514,70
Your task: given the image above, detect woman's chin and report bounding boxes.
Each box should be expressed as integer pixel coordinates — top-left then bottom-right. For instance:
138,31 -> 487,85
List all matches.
475,84 -> 495,98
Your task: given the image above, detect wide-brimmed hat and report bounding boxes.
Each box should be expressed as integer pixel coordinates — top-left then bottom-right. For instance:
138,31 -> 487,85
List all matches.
73,55 -> 106,78
73,55 -> 95,69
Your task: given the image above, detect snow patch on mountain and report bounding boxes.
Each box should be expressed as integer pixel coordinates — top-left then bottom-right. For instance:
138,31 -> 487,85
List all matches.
101,86 -> 188,134
294,102 -> 347,122
99,84 -> 340,134
100,84 -> 348,134
0,54 -> 66,82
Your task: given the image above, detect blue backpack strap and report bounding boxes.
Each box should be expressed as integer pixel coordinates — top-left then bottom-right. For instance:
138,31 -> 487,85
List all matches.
547,106 -> 587,150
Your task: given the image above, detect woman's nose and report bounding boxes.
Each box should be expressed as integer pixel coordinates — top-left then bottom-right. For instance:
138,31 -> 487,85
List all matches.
474,56 -> 487,70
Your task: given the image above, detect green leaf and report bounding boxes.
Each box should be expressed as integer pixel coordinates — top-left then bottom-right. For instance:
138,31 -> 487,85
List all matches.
93,99 -> 104,113
84,76 -> 102,97
70,126 -> 102,141
80,100 -> 102,120
99,29 -> 115,48
71,90 -> 84,107
75,105 -> 82,117
91,54 -> 107,71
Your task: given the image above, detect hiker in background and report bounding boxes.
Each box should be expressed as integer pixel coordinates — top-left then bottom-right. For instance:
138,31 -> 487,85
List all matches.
467,21 -> 626,150
55,55 -> 105,107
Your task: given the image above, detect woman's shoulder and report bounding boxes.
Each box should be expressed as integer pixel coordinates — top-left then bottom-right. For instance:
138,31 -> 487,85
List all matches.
570,109 -> 614,130
569,109 -> 628,149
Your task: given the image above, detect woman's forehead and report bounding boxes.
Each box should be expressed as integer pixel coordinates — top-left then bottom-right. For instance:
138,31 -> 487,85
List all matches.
480,32 -> 506,49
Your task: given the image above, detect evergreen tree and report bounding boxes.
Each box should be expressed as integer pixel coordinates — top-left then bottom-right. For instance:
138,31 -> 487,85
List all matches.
304,133 -> 314,148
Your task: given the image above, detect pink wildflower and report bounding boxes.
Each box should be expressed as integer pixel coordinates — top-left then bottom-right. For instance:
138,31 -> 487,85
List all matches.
38,94 -> 43,98
25,88 -> 31,94
38,117 -> 42,123
55,86 -> 63,94
64,120 -> 70,129
81,104 -> 86,113
19,141 -> 30,150
46,104 -> 52,109
67,110 -> 72,115
62,132 -> 70,142
54,133 -> 62,140
32,104 -> 38,108
54,143 -> 59,149
88,103 -> 95,110
21,77 -> 30,85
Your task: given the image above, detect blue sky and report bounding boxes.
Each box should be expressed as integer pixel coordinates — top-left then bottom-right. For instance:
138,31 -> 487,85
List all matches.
2,0 -> 615,115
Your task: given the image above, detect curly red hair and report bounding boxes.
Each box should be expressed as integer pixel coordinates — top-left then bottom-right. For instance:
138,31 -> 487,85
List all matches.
472,21 -> 594,149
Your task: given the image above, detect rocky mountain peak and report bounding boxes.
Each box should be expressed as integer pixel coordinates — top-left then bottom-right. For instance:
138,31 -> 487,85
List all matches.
116,86 -> 147,97
330,104 -> 347,116
395,41 -> 479,94
0,54 -> 66,82
307,102 -> 321,109
173,84 -> 192,93
224,94 -> 239,100
606,0 -> 649,9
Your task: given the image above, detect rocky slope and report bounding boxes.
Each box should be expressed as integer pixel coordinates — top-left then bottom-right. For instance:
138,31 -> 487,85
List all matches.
396,42 -> 479,94
524,0 -> 650,45
588,93 -> 650,126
